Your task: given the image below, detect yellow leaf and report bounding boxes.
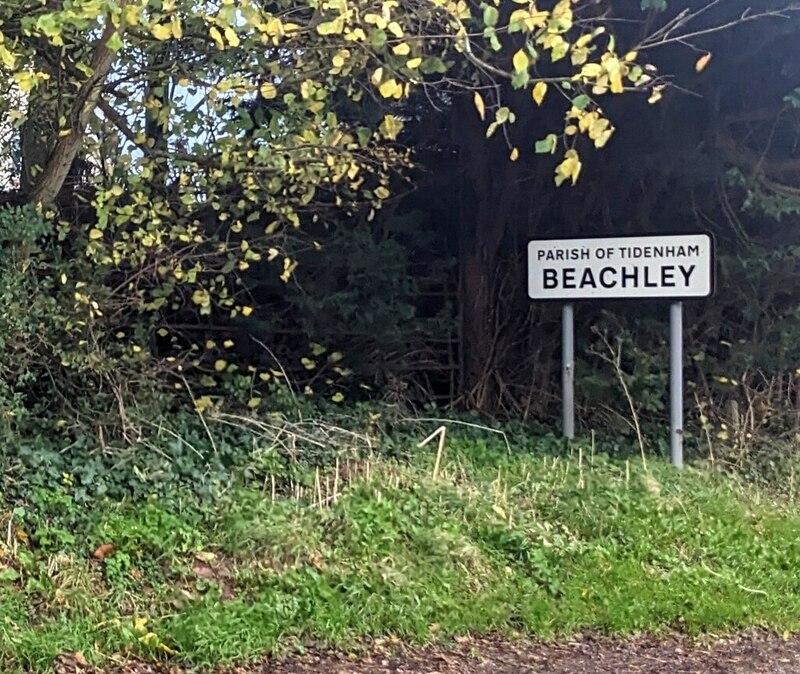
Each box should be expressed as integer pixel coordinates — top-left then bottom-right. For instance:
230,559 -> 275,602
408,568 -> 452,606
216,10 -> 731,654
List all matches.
89,228 -> 103,240
555,148 -> 582,186
695,52 -> 712,73
214,359 -> 227,372
224,26 -> 240,47
512,49 -> 529,73
378,78 -> 402,98
0,45 -> 17,68
532,81 -> 548,106
223,339 -> 234,349
151,23 -> 172,40
379,114 -> 404,140
209,26 -> 225,49
364,13 -> 387,28
259,372 -> 271,382
407,57 -> 422,69
205,340 -> 217,349
124,4 -> 141,25
392,42 -> 410,56
260,82 -> 277,99
609,70 -> 624,94
594,127 -> 614,148
194,396 -> 213,414
171,16 -> 183,39
316,18 -> 344,35
624,51 -> 638,62
580,63 -> 603,79
648,85 -> 665,104
332,392 -> 345,403
281,257 -> 298,282
374,186 -> 390,199
242,306 -> 253,317
387,21 -> 403,38
510,147 -> 519,161
13,71 -> 35,93
474,92 -> 486,120
247,397 -> 262,409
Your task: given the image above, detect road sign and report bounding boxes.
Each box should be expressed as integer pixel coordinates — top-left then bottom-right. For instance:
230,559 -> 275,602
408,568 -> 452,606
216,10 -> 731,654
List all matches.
528,233 -> 714,301
527,233 -> 715,469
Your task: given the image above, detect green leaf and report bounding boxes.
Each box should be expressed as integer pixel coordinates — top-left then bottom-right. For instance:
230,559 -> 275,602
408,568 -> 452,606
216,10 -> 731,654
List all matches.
535,134 -> 558,154
572,94 -> 591,110
35,14 -> 61,38
0,568 -> 20,582
641,0 -> 667,10
483,6 -> 499,27
420,57 -> 448,74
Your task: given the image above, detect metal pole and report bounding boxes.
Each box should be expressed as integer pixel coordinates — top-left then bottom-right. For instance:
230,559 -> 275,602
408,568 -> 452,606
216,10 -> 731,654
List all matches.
562,303 -> 575,439
670,301 -> 684,469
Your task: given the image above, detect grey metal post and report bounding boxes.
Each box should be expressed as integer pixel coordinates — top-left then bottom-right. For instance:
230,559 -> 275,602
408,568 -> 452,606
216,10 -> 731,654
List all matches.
670,301 -> 684,469
562,303 -> 575,439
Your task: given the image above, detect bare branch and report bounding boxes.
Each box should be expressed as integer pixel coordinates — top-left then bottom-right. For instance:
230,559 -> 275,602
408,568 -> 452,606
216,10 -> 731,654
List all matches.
638,4 -> 800,51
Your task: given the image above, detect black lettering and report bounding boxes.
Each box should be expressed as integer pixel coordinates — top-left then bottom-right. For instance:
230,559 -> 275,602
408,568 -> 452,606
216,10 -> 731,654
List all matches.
644,266 -> 658,288
621,267 -> 638,287
580,268 -> 597,288
556,250 -> 566,261
688,244 -> 700,256
543,269 -> 558,289
580,248 -> 590,260
653,246 -> 663,258
563,268 -> 576,289
665,246 -> 676,257
661,266 -> 676,287
678,264 -> 695,286
537,250 -> 546,260
600,267 -> 617,288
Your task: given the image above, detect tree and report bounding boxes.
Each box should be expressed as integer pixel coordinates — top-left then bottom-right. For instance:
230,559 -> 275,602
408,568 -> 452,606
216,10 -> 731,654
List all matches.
0,0 -> 793,422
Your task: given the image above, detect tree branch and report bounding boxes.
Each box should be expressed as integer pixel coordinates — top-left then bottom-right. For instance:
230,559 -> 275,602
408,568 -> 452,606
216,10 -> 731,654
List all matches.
29,5 -> 128,207
638,4 -> 800,50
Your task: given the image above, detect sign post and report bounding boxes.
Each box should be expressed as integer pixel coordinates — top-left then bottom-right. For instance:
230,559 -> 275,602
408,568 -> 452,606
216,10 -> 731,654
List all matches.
562,303 -> 575,439
528,233 -> 714,468
670,301 -> 684,468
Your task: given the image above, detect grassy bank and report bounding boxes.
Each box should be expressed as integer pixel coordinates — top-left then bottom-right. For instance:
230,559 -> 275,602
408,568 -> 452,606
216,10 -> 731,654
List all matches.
3,437 -> 800,672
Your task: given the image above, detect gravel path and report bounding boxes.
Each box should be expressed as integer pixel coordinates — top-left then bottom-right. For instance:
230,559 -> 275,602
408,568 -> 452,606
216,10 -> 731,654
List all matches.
54,632 -> 800,674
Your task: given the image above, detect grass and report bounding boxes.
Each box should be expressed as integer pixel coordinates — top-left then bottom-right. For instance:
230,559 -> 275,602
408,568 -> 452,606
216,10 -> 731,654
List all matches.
3,434 -> 800,672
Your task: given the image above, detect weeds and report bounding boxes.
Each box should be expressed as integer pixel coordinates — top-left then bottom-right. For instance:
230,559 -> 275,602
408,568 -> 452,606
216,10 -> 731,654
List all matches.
3,435 -> 800,672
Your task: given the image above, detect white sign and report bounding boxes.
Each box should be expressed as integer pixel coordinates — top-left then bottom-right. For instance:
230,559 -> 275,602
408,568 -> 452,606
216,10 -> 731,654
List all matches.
528,234 -> 713,300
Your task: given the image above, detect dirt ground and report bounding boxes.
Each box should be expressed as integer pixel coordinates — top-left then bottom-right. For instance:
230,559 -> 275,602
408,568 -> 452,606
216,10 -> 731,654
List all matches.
53,632 -> 800,674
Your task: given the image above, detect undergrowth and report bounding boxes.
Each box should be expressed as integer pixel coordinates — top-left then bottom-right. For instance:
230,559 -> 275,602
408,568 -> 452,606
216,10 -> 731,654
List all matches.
3,428 -> 800,672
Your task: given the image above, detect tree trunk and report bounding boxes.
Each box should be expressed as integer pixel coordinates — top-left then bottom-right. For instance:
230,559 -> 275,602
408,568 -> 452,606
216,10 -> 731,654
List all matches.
29,9 -> 125,207
456,100 -> 520,413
